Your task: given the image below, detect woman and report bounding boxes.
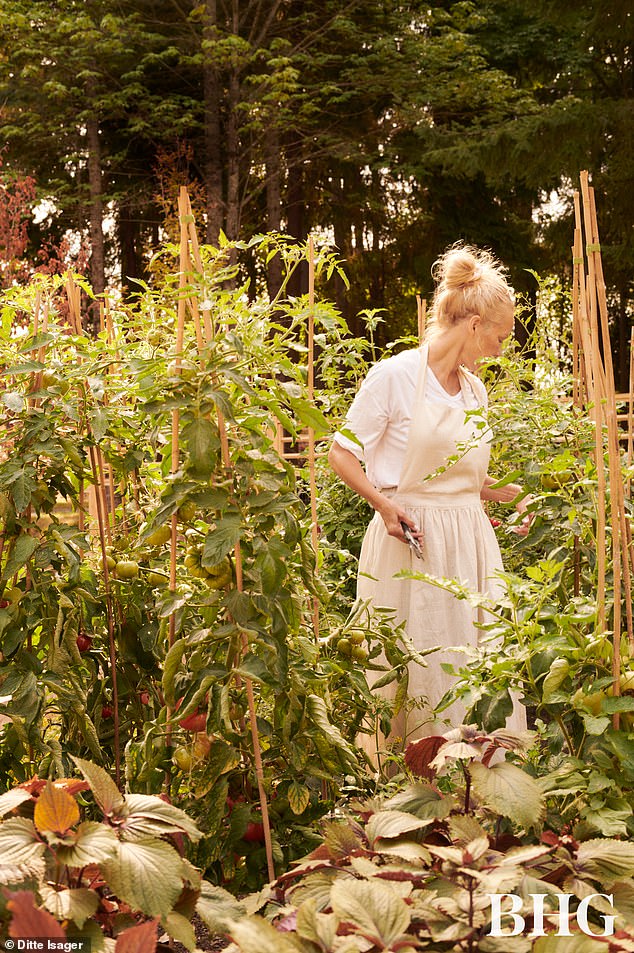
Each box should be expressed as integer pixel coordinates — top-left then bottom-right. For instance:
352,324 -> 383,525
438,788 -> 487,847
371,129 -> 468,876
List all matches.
328,244 -> 529,757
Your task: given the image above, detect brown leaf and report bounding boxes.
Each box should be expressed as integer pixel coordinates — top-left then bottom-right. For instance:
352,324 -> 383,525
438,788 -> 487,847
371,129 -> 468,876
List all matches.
115,917 -> 159,953
33,781 -> 80,835
54,779 -> 91,797
6,890 -> 67,939
404,736 -> 445,779
21,777 -> 90,797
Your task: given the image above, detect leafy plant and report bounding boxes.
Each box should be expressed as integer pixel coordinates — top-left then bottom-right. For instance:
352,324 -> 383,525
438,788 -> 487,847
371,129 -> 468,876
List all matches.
0,756 -> 245,951
214,727 -> 634,951
0,238 -> 422,890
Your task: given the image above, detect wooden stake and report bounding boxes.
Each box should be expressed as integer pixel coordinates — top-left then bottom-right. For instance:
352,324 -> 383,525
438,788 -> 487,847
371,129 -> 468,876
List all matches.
179,188 -> 275,883
579,173 -> 634,711
168,189 -> 190,645
586,178 -> 633,656
307,237 -> 320,640
574,191 -> 607,634
64,275 -> 121,783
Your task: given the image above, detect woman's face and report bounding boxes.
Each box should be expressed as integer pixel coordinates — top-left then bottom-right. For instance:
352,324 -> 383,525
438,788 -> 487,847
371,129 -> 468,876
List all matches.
465,306 -> 515,369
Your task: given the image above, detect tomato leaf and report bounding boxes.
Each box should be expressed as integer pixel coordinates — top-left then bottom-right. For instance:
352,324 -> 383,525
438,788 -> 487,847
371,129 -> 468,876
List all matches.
202,514 -> 242,565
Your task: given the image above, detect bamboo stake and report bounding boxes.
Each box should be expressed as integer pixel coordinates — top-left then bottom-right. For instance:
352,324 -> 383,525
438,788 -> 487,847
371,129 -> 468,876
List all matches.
579,175 -> 633,713
31,291 -> 43,393
307,237 -> 320,640
571,229 -> 584,597
586,185 -> 634,650
168,190 -> 190,645
64,275 -> 121,783
585,184 -> 634,654
88,444 -> 121,782
163,194 -> 190,786
571,235 -> 583,409
584,179 -> 633,660
574,192 -> 607,633
184,217 -> 214,343
179,188 -> 275,883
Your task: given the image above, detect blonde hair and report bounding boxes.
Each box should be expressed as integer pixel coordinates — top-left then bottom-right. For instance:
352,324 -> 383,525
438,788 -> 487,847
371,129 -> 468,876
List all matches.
424,244 -> 515,342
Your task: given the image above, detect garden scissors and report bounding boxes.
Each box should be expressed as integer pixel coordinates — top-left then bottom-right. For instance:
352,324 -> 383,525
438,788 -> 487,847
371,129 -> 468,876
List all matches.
401,521 -> 424,560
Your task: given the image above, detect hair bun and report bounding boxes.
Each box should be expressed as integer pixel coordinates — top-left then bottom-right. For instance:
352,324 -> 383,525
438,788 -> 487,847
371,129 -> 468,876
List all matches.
435,247 -> 494,291
424,242 -> 514,342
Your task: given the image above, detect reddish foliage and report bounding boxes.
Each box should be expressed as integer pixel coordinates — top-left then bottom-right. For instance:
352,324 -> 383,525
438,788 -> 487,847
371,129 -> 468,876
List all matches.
114,917 -> 159,953
0,151 -> 89,292
404,735 -> 446,779
0,158 -> 36,287
5,890 -> 67,939
19,777 -> 90,797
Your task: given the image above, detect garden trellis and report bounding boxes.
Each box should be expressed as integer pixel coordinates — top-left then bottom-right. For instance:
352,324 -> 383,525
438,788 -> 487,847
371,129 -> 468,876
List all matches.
572,171 -> 634,714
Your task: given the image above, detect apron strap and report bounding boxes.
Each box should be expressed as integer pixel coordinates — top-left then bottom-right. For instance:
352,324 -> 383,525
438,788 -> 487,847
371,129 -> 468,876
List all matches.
396,345 -> 429,494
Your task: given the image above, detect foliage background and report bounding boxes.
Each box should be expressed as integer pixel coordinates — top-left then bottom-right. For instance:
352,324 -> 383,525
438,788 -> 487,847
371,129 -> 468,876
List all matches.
0,0 -> 633,377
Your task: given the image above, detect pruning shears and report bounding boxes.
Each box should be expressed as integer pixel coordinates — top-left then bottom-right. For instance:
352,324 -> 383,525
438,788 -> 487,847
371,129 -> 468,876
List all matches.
400,521 -> 424,560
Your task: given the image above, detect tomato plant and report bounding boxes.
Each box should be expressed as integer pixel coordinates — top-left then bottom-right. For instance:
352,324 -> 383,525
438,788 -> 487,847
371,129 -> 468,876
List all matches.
0,238 -> 400,889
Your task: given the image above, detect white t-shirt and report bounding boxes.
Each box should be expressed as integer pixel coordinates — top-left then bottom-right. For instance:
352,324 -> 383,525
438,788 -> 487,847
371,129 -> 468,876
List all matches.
332,347 -> 485,489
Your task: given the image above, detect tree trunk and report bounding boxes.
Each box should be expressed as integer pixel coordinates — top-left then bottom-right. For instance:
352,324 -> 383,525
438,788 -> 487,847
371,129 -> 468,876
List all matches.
285,144 -> 307,298
265,124 -> 283,300
333,191 -> 352,327
203,0 -> 224,244
617,286 -> 629,392
224,0 -> 241,267
118,202 -> 141,294
86,118 -> 105,297
226,71 -> 241,250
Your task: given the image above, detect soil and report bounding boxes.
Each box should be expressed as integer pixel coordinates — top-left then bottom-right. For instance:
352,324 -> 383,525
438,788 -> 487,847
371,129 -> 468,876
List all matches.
159,914 -> 229,952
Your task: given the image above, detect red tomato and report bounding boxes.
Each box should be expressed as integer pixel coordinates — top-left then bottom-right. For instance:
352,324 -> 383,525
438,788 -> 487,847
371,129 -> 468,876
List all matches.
175,694 -> 209,732
179,711 -> 207,732
243,820 -> 265,843
139,691 -> 150,705
76,633 -> 93,652
101,705 -> 114,719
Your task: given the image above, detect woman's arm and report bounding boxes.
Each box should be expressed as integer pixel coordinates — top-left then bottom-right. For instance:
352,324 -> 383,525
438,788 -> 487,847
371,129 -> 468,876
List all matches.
481,476 -> 527,507
328,441 -> 422,543
481,475 -> 534,533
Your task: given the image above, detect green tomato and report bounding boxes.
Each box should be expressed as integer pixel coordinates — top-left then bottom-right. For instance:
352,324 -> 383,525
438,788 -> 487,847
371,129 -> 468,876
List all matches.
173,746 -> 193,772
351,645 -> 369,662
620,670 -> 634,693
146,571 -> 168,587
167,361 -> 196,381
8,587 -> 23,604
542,470 -> 574,491
178,501 -> 198,523
41,369 -> 70,393
115,560 -> 139,580
145,524 -> 172,547
572,688 -> 606,715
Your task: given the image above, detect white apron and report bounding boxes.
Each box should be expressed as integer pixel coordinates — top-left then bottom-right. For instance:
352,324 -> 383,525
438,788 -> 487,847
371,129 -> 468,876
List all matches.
357,345 -> 525,757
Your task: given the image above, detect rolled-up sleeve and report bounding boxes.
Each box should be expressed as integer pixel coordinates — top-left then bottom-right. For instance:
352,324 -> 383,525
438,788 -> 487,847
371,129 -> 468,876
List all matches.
332,362 -> 392,462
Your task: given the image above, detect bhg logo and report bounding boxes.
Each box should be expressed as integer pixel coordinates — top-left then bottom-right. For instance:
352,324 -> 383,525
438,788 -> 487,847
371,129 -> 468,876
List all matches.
488,893 -> 616,937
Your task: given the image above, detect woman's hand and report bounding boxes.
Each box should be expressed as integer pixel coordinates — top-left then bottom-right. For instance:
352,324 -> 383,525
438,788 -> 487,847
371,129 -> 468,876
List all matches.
377,497 -> 423,544
328,441 -> 423,546
481,475 -> 535,536
511,493 -> 535,536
